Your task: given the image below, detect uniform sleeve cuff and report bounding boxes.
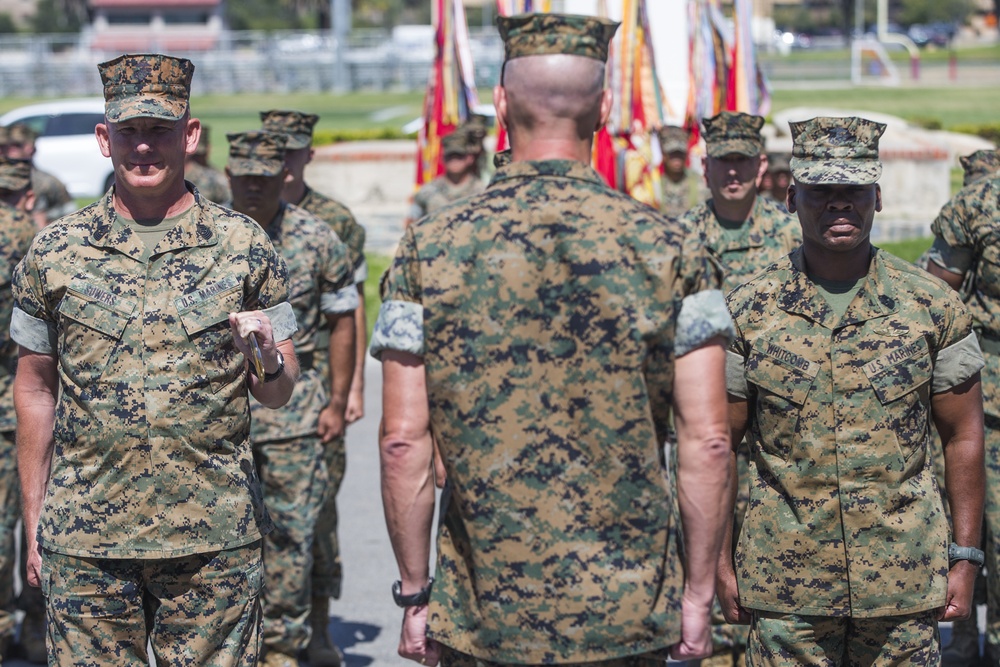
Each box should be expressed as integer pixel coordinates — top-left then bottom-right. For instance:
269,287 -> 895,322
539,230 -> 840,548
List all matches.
264,302 -> 298,342
370,300 -> 424,360
354,259 -> 369,284
675,289 -> 735,357
321,286 -> 360,314
726,349 -> 748,398
11,307 -> 57,354
933,331 -> 984,393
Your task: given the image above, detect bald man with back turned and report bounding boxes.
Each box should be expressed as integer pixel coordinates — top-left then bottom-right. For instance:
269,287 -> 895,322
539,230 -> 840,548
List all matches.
374,13 -> 735,667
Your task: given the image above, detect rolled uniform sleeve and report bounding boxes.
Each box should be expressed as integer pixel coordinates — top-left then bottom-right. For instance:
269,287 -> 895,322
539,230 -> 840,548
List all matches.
675,289 -> 735,356
320,231 -> 359,316
11,244 -> 57,354
370,227 -> 423,360
932,331 -> 984,393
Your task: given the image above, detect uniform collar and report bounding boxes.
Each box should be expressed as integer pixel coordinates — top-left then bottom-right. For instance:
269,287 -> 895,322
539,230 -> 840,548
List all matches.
90,185 -> 220,260
778,246 -> 897,329
489,159 -> 607,187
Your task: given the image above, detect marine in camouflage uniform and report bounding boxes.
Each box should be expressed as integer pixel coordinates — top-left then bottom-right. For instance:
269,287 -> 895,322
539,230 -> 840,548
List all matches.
406,131 -> 485,226
0,158 -> 37,659
722,116 -> 986,666
763,151 -> 792,210
185,124 -> 232,205
10,54 -> 299,667
679,111 -> 800,667
261,108 -> 368,667
226,131 -> 358,667
375,13 -> 735,667
0,124 -> 76,228
927,152 -> 1000,666
657,124 -> 708,219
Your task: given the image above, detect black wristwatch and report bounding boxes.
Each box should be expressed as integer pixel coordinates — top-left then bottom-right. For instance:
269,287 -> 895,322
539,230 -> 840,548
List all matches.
392,577 -> 434,607
948,542 -> 985,568
261,351 -> 285,383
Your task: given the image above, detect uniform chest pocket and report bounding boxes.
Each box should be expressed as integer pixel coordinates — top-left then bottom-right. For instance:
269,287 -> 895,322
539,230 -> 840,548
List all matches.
57,289 -> 135,386
862,338 -> 932,462
862,338 -> 932,404
745,343 -> 820,459
175,283 -> 243,393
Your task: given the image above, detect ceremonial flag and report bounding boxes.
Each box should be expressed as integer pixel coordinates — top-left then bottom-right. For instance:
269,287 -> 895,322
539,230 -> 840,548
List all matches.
415,0 -> 481,189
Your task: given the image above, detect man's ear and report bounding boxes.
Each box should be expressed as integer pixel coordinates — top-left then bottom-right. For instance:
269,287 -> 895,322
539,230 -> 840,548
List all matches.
184,117 -> 202,157
95,123 -> 112,159
874,184 -> 883,212
786,183 -> 797,213
493,85 -> 508,132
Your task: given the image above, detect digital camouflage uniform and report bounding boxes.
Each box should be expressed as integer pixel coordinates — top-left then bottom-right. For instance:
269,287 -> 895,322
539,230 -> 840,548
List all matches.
10,54 -> 297,667
372,155 -> 734,664
929,171 -> 1000,658
681,195 -> 801,294
250,200 -> 357,657
728,247 -> 981,665
0,158 -> 36,653
680,112 -> 800,666
657,125 -> 708,219
960,149 -> 999,188
728,116 -> 985,666
297,184 -> 366,603
408,132 -> 485,222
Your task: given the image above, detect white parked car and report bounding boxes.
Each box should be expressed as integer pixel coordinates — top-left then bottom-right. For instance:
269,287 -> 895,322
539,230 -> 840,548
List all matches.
0,98 -> 114,199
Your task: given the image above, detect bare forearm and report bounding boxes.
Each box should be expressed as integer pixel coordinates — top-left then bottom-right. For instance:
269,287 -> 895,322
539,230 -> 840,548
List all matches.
381,426 -> 436,591
380,351 -> 435,593
13,353 -> 58,540
934,377 -> 985,548
328,313 -> 356,411
673,341 -> 731,604
351,287 -> 366,391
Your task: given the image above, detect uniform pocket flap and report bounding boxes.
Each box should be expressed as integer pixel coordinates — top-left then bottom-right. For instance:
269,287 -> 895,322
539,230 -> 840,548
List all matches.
863,337 -> 932,404
58,287 -> 135,340
746,340 -> 819,406
175,280 -> 242,336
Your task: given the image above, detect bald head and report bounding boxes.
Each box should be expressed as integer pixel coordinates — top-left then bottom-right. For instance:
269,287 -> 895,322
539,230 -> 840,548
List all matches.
501,55 -> 607,140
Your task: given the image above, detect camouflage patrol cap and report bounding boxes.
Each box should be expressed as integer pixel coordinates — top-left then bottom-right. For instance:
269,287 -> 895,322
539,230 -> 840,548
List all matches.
0,156 -> 31,191
702,112 -> 765,157
442,131 -> 474,158
226,131 -> 288,177
960,149 -> 1000,186
260,110 -> 319,150
98,54 -> 195,122
768,151 -> 792,172
789,116 -> 885,185
657,125 -> 689,154
497,13 -> 620,63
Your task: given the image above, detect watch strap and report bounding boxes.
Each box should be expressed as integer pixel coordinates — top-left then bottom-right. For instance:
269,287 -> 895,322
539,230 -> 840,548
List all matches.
392,577 -> 434,607
948,542 -> 985,567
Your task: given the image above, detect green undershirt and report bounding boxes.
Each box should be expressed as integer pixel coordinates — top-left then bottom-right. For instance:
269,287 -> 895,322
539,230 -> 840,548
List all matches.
810,272 -> 866,320
117,208 -> 195,261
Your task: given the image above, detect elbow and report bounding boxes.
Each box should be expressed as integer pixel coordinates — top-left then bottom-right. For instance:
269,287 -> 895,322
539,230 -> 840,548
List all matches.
678,428 -> 731,474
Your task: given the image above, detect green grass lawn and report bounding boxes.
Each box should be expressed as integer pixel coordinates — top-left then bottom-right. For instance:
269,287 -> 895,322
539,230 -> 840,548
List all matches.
877,236 -> 933,263
363,252 -> 392,338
